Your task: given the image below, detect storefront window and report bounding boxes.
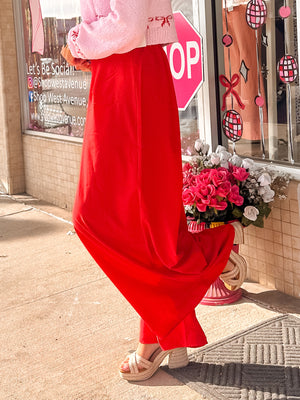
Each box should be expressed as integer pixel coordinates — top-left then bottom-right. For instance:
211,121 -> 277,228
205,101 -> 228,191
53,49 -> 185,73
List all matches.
22,0 -> 90,137
19,0 -> 212,153
171,0 -> 204,155
216,0 -> 300,166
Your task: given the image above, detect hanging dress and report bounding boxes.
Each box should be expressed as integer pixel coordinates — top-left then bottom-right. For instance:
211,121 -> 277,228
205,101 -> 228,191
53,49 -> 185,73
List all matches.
68,0 -> 235,351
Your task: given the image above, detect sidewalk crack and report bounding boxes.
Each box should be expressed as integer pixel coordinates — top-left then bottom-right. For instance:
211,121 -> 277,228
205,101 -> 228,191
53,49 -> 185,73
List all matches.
0,208 -> 34,217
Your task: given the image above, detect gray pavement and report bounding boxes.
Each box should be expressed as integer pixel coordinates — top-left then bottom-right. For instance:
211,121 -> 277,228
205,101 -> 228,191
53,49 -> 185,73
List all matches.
0,194 -> 299,400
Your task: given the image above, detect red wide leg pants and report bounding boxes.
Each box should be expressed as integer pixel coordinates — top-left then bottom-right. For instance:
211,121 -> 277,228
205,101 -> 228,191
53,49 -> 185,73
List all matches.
73,45 -> 234,350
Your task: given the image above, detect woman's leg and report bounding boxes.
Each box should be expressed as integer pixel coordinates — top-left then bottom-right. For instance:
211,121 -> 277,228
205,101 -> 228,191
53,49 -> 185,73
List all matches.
140,312 -> 207,349
120,312 -> 207,372
73,45 -> 235,357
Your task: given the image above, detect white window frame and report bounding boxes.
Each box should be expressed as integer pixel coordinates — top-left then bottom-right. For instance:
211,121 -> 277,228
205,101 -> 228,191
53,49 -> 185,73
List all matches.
192,0 -> 222,151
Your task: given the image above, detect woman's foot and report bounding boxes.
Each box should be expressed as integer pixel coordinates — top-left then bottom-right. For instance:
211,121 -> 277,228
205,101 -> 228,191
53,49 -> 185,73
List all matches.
119,342 -> 161,373
119,346 -> 189,381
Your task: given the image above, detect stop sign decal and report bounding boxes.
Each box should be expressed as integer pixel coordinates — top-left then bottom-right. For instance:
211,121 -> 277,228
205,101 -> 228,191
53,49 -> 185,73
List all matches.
166,12 -> 204,111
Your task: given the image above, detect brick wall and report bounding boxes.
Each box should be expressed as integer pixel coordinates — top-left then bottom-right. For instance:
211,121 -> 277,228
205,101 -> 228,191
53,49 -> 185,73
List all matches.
240,181 -> 300,298
23,135 -> 81,210
0,0 -> 25,193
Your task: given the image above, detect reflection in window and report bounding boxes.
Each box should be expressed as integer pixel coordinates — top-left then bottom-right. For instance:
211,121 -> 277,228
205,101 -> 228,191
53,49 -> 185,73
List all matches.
22,0 -> 90,137
21,0 -> 205,148
217,0 -> 300,165
172,0 -> 201,155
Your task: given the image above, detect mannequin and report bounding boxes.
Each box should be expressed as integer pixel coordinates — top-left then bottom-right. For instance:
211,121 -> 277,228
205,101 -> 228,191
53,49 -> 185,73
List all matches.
222,0 -> 268,141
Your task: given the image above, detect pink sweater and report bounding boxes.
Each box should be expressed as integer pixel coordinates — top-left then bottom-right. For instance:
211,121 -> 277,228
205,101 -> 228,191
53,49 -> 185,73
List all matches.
67,0 -> 178,60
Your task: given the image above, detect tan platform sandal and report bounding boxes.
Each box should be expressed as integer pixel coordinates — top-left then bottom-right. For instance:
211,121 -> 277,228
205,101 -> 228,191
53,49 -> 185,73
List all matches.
119,347 -> 189,381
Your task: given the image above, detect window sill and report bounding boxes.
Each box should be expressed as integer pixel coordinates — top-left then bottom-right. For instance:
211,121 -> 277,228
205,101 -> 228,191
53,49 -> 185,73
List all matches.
23,130 -> 83,144
182,155 -> 300,181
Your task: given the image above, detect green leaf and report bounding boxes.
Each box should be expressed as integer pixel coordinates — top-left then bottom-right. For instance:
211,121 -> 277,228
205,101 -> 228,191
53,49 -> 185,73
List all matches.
265,207 -> 272,218
232,208 -> 243,218
241,216 -> 252,227
252,215 -> 264,228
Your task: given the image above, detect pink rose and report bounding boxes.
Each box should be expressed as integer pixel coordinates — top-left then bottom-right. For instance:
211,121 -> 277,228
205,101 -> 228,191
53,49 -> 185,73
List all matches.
201,168 -> 212,174
218,167 -> 230,173
232,166 -> 249,182
209,197 -> 228,210
216,181 -> 231,197
183,163 -> 193,172
228,185 -> 244,206
183,172 -> 196,189
196,171 -> 211,186
182,188 -> 196,205
196,202 -> 207,212
196,184 -> 216,205
210,169 -> 229,187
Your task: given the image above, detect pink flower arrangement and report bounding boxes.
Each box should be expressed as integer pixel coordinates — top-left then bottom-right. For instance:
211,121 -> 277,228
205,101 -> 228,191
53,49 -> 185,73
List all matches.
183,164 -> 247,216
183,140 -> 290,227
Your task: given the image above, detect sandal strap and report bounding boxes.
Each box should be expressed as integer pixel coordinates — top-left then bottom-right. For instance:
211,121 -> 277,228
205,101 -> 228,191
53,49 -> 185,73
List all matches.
128,352 -> 153,374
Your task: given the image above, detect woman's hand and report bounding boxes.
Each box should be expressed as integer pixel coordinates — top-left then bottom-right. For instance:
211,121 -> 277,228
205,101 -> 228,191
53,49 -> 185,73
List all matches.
74,58 -> 92,72
61,45 -> 91,72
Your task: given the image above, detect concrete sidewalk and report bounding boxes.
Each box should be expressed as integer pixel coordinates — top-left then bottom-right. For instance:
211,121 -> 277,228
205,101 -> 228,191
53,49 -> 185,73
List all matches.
1,194 -> 299,400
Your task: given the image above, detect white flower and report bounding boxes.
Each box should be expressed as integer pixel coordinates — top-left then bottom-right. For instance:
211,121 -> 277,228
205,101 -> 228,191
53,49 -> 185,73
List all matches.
219,151 -> 232,162
220,161 -> 229,169
219,151 -> 231,168
242,158 -> 255,170
258,172 -> 272,187
258,185 -> 269,195
202,143 -> 210,155
210,153 -> 220,165
263,191 -> 275,203
215,145 -> 227,154
194,139 -> 204,153
229,155 -> 243,167
191,156 -> 199,163
243,206 -> 259,221
260,186 -> 275,203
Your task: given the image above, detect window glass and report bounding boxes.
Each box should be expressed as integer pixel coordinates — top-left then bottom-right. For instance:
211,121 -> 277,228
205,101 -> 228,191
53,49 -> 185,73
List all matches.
171,0 -> 203,155
22,0 -> 90,137
20,0 -> 204,149
216,0 -> 300,165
